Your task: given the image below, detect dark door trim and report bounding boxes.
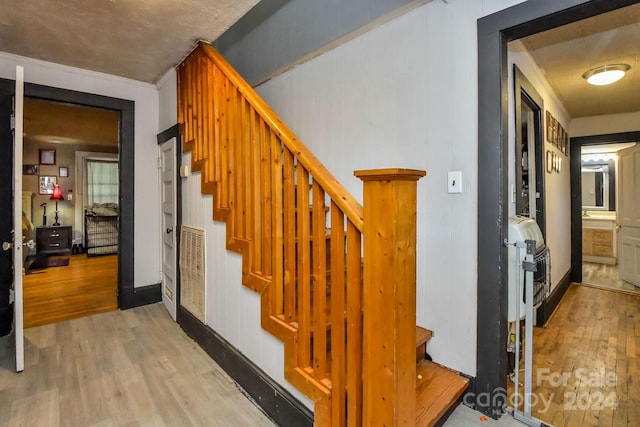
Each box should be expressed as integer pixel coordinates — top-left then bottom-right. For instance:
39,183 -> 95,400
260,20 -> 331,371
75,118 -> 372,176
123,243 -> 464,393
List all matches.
514,65 -> 546,235
157,124 -> 183,315
570,130 -> 640,283
21,81 -> 135,308
476,0 -> 640,418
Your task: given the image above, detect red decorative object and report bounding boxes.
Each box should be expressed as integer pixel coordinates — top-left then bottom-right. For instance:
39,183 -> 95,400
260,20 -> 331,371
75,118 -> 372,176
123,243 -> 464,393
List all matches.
50,185 -> 64,226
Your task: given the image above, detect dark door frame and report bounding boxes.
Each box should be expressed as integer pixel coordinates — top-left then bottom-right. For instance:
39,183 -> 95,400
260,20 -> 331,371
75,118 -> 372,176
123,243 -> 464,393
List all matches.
476,0 -> 640,418
0,78 -> 137,310
514,65 -> 545,236
570,130 -> 640,283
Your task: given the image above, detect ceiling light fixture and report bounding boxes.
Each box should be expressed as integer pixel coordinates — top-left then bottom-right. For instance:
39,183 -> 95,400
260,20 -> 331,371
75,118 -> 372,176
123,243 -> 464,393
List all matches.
582,64 -> 630,86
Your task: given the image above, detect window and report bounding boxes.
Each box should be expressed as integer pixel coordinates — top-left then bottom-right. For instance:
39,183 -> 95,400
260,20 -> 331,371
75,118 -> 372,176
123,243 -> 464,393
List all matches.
86,160 -> 118,204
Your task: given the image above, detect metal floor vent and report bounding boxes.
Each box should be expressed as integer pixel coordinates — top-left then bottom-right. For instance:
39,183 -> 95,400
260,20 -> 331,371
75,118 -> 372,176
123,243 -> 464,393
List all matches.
180,226 -> 206,323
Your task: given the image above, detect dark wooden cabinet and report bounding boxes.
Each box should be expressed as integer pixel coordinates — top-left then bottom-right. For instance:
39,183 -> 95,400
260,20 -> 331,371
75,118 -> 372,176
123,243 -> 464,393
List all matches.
36,226 -> 72,255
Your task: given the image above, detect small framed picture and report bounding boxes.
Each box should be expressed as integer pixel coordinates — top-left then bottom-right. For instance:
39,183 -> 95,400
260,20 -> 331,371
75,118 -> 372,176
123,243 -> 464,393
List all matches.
23,164 -> 39,175
546,150 -> 553,173
59,167 -> 69,177
39,176 -> 57,194
39,149 -> 56,165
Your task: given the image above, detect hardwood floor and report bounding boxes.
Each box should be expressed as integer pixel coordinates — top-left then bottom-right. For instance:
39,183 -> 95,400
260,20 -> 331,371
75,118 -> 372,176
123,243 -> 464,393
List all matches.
24,254 -> 118,328
582,262 -> 640,296
509,284 -> 640,426
0,303 -> 275,427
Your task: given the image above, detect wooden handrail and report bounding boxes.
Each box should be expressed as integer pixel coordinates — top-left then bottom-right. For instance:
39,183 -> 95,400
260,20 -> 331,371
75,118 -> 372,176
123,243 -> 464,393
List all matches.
198,41 -> 364,232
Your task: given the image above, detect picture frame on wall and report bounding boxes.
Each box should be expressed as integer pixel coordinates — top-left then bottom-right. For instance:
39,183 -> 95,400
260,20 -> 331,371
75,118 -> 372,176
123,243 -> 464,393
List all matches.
39,149 -> 56,165
59,167 -> 69,177
23,164 -> 39,175
39,176 -> 57,194
546,150 -> 553,173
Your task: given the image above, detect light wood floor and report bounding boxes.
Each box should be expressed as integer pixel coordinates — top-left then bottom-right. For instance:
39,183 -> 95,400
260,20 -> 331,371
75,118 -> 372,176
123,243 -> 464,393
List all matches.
509,284 -> 640,427
0,303 -> 275,427
24,254 -> 118,328
582,262 -> 640,296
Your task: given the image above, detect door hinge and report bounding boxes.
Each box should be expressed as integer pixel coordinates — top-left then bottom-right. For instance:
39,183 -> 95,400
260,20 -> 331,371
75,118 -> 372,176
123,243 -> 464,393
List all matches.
10,114 -> 15,130
159,270 -> 164,282
157,156 -> 163,169
9,288 -> 14,304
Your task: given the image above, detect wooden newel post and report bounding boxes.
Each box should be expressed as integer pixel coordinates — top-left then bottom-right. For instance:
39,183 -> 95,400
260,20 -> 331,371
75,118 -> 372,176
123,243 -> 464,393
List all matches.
355,168 -> 426,426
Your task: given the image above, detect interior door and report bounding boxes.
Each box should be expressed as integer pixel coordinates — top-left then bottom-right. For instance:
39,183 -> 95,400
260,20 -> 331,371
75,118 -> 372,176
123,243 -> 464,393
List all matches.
617,144 -> 640,287
160,138 -> 177,320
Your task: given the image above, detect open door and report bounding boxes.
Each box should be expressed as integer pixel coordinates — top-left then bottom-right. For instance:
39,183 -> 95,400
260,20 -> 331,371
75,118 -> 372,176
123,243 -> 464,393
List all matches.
1,66 -> 25,372
618,143 -> 640,287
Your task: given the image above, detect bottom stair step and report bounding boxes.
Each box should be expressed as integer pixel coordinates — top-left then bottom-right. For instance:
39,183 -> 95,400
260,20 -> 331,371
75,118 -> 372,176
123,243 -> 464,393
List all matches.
415,359 -> 469,427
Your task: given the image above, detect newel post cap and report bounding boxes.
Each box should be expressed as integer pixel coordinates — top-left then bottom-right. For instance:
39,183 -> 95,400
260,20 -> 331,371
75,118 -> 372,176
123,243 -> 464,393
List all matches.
354,168 -> 426,182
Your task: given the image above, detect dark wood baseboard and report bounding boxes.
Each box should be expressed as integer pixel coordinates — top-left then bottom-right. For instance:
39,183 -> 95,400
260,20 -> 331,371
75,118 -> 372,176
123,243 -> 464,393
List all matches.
119,283 -> 162,309
537,268 -> 572,326
177,305 -> 314,427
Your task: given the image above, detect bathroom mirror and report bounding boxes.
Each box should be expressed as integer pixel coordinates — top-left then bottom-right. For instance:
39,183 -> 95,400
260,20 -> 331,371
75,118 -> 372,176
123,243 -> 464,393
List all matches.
581,160 -> 615,211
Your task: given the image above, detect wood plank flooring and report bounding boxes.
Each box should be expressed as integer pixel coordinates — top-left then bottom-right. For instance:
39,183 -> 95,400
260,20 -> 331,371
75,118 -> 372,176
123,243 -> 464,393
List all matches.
582,262 -> 640,296
508,284 -> 640,427
23,254 -> 118,328
0,303 -> 275,427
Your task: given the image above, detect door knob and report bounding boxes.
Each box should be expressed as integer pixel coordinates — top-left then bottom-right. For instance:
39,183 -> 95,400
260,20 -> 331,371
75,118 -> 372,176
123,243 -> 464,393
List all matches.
2,242 -> 12,251
166,228 -> 173,234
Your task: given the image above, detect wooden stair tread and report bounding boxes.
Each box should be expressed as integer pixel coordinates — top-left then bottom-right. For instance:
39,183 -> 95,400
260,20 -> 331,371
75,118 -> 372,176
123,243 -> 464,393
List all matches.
416,326 -> 433,348
415,360 -> 469,427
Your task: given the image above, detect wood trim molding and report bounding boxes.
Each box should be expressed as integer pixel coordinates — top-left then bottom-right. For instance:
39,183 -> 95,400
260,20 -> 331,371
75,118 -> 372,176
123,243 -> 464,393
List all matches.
537,268 -> 572,326
119,283 -> 162,309
177,306 -> 314,427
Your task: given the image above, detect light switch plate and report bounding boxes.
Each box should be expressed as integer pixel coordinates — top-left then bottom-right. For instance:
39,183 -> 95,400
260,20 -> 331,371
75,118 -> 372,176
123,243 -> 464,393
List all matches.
447,171 -> 462,194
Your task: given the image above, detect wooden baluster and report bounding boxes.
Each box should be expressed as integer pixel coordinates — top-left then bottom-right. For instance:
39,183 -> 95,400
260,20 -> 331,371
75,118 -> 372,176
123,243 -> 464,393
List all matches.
236,96 -> 249,239
271,136 -> 284,315
250,108 -> 262,272
201,57 -> 213,190
195,52 -> 204,167
345,220 -> 362,427
218,76 -> 229,209
177,65 -> 185,144
297,166 -> 311,368
283,150 -> 297,322
355,168 -> 425,426
330,202 -> 346,425
241,100 -> 252,241
212,66 -> 223,209
186,56 -> 194,146
260,121 -> 272,276
312,181 -> 327,379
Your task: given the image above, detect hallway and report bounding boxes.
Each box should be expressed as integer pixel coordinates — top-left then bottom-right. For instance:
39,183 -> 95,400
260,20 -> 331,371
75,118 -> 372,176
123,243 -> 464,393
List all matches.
0,304 -> 275,426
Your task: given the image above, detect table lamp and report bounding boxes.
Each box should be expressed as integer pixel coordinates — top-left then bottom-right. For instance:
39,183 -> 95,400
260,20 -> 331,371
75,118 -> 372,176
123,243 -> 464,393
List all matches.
50,185 -> 64,226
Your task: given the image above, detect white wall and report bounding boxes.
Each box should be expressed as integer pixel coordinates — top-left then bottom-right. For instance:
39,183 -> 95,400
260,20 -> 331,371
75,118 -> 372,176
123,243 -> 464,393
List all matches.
0,52 -> 160,288
571,111 -> 640,137
253,0 -> 524,376
508,41 -> 572,292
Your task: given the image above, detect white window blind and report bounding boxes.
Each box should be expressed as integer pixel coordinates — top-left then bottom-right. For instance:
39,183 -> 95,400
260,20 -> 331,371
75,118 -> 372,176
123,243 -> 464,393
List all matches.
86,160 -> 118,204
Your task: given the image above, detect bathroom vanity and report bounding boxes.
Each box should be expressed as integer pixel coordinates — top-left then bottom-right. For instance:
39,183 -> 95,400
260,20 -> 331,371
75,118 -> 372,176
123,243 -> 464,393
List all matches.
582,213 -> 616,264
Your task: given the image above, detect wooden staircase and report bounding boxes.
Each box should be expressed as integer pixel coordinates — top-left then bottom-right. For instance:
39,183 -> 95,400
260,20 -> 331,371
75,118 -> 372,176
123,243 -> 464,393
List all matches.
177,41 -> 468,426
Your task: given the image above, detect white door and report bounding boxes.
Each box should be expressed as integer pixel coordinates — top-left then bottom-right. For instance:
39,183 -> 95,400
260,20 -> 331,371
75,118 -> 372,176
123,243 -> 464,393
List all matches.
12,66 -> 25,371
160,139 -> 177,320
617,143 -> 640,287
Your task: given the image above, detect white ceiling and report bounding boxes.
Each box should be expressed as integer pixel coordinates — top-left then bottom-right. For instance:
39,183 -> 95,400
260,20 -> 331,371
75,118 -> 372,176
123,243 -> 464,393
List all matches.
0,0 -> 259,83
520,3 -> 640,118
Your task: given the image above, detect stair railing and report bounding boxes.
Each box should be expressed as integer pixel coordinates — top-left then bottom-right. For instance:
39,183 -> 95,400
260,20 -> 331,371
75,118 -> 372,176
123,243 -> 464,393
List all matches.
178,41 -> 425,426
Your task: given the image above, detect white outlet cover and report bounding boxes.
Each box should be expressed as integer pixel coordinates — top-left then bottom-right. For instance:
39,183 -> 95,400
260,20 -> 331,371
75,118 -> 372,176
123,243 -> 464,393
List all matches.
448,171 -> 462,194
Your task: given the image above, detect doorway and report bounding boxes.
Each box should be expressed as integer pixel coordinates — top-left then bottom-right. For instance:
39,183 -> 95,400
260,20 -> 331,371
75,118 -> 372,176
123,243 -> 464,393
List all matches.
476,0 -> 640,418
571,133 -> 640,296
22,98 -> 121,327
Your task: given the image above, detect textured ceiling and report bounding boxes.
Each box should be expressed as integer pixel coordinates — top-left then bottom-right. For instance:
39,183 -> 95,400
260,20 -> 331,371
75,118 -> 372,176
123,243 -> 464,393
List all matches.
520,3 -> 640,118
0,0 -> 259,83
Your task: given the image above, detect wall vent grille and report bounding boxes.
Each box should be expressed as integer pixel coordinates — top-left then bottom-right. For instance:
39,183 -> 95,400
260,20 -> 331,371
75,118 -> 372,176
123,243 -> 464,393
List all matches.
180,226 -> 206,322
